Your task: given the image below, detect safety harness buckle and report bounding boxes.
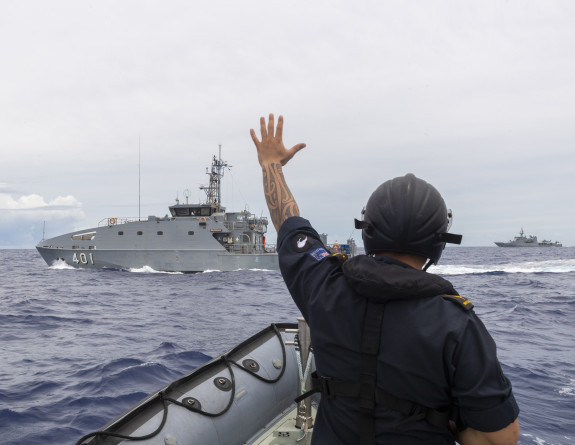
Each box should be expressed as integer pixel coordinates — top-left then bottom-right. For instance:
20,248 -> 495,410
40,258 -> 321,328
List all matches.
294,372 -> 335,403
317,375 -> 335,399
409,404 -> 428,421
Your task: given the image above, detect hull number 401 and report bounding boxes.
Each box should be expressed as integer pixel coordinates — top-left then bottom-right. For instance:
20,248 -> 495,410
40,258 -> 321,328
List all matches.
73,252 -> 94,265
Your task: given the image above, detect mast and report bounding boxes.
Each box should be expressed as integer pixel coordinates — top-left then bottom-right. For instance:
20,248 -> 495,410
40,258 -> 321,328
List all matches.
138,137 -> 141,221
200,145 -> 229,212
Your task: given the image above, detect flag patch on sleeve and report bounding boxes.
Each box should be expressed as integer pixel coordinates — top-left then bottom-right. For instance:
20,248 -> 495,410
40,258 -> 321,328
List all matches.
309,247 -> 330,261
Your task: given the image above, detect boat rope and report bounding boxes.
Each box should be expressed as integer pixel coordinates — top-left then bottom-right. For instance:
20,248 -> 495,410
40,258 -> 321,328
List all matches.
75,323 -> 289,445
73,395 -> 170,444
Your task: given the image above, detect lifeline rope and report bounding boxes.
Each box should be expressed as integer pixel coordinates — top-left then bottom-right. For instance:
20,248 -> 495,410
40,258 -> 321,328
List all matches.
75,324 -> 289,445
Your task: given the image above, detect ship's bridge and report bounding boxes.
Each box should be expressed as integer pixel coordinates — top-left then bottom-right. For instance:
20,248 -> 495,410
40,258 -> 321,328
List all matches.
169,204 -> 226,218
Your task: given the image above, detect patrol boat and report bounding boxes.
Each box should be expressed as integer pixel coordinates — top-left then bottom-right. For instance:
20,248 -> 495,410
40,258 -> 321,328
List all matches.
494,228 -> 562,247
36,147 -> 279,272
75,319 -> 317,445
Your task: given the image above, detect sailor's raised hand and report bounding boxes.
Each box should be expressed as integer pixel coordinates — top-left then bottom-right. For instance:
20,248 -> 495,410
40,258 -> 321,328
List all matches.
250,114 -> 306,167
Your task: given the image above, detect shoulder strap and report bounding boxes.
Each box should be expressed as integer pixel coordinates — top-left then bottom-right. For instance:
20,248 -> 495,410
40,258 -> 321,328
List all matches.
359,301 -> 385,445
442,294 -> 474,311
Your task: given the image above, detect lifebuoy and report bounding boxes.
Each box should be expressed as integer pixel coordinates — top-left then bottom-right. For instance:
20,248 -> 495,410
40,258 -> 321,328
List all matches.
200,217 -> 207,222
332,243 -> 340,253
109,218 -> 116,225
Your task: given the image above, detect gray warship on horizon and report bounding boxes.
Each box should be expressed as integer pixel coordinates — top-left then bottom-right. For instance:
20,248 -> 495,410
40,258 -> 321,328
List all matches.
495,228 -> 562,247
36,148 -> 280,272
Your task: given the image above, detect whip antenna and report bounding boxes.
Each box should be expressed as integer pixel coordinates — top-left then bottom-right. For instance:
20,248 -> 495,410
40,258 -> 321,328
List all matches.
138,137 -> 141,221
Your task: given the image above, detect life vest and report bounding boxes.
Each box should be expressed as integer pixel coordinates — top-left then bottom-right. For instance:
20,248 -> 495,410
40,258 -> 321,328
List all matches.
295,294 -> 473,445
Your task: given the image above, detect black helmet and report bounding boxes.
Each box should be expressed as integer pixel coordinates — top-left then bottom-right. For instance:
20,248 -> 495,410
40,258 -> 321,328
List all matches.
355,173 -> 462,265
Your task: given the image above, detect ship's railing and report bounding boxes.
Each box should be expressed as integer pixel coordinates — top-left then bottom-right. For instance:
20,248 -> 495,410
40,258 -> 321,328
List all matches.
97,216 -> 270,232
222,220 -> 267,233
98,217 -> 144,227
224,243 -> 276,254
98,215 -> 176,227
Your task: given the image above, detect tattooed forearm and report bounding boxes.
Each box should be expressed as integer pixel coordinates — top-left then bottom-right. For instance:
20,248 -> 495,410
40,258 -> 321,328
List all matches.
262,162 -> 300,232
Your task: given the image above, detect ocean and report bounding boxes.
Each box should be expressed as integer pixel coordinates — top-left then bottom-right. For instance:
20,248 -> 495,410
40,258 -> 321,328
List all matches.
1,247 -> 574,444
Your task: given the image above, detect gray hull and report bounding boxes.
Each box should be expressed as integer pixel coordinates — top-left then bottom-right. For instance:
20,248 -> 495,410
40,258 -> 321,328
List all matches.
494,243 -> 562,247
36,246 -> 278,272
494,229 -> 562,248
494,241 -> 539,247
37,215 -> 278,272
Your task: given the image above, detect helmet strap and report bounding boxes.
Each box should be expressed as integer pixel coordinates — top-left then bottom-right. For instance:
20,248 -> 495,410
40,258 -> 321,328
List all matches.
423,259 -> 434,271
354,218 -> 371,230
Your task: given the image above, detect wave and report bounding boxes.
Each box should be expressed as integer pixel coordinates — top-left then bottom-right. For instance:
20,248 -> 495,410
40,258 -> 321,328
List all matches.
435,259 -> 575,275
127,265 -> 183,274
201,268 -> 277,274
559,378 -> 575,397
49,259 -> 76,270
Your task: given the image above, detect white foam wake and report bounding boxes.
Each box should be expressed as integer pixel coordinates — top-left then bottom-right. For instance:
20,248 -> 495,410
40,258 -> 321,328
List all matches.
559,378 -> 575,397
49,259 -> 76,270
435,259 -> 575,275
128,265 -> 183,274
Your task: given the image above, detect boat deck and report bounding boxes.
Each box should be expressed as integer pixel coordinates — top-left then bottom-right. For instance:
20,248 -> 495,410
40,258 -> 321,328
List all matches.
248,405 -> 317,445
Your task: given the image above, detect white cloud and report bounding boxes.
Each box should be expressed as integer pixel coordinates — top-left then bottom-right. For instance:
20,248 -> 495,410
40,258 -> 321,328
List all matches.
0,192 -> 81,211
0,191 -> 85,248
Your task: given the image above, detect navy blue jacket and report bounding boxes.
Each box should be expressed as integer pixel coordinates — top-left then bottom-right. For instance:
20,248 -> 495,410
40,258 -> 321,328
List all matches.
278,217 -> 519,445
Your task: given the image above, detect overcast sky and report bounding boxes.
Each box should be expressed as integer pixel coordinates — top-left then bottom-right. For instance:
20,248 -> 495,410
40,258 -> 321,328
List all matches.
1,0 -> 574,249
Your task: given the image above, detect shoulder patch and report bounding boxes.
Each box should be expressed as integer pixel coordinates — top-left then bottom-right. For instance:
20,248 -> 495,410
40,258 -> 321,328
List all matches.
292,233 -> 314,252
442,294 -> 474,311
309,247 -> 330,261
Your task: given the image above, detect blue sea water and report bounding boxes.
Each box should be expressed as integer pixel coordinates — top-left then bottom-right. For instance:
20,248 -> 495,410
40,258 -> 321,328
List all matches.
1,247 -> 574,444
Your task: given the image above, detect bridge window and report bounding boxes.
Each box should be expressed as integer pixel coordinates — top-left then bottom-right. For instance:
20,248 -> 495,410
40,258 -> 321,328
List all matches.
137,231 -> 143,235
188,231 -> 194,235
175,208 -> 189,216
157,231 -> 163,235
118,231 -> 124,235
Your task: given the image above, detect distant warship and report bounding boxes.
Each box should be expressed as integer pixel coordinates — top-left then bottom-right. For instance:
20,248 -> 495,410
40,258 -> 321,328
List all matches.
495,228 -> 562,247
36,147 -> 279,272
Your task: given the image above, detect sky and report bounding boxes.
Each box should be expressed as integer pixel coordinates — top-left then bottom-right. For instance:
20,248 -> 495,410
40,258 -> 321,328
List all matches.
1,0 -> 574,249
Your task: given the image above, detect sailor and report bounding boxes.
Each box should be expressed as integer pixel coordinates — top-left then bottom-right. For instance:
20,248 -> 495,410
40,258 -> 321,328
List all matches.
250,114 -> 520,445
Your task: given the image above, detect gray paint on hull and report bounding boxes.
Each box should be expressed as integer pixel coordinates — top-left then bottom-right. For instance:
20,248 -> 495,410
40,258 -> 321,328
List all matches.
36,216 -> 279,272
36,247 -> 279,272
